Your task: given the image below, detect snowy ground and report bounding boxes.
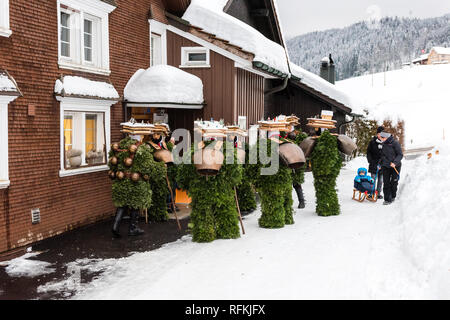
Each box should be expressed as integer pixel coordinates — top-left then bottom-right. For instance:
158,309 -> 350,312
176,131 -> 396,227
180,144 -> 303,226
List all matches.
3,144 -> 447,299
337,64 -> 450,150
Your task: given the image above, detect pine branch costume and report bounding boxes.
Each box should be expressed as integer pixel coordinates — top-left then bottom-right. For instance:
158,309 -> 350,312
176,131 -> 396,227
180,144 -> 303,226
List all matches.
310,131 -> 343,216
236,143 -> 257,214
146,138 -> 174,222
109,137 -> 156,210
248,138 -> 294,228
177,141 -> 243,243
108,136 -> 163,237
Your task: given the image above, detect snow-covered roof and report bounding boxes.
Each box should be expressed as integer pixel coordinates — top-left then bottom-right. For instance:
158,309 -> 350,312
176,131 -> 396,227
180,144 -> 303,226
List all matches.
290,63 -> 360,111
124,65 -> 204,105
432,47 -> 450,55
412,54 -> 429,63
54,76 -> 119,100
0,71 -> 20,95
182,0 -> 290,74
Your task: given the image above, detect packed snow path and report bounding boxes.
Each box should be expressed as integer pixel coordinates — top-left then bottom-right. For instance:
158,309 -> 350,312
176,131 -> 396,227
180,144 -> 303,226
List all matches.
30,156 -> 445,299
3,151 -> 443,299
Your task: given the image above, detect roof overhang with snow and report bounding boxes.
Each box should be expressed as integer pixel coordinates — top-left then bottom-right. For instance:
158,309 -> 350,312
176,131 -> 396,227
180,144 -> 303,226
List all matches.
54,76 -> 120,101
124,65 -> 205,110
289,63 -> 359,114
180,0 -> 290,78
0,70 -> 22,97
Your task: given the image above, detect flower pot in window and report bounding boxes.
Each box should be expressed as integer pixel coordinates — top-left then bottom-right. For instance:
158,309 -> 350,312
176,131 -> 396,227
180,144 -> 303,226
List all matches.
67,149 -> 82,168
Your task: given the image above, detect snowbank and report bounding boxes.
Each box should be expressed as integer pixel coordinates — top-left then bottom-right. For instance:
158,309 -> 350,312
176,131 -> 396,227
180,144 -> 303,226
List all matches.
398,144 -> 450,298
54,76 -> 119,100
124,65 -> 204,104
337,64 -> 450,149
182,0 -> 289,74
290,63 -> 362,111
0,252 -> 55,278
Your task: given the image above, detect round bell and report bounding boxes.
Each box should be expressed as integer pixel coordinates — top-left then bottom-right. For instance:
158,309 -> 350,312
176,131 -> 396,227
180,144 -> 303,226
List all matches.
279,142 -> 306,169
116,171 -> 125,180
124,157 -> 133,167
110,157 -> 118,165
337,135 -> 357,156
129,144 -> 138,154
194,148 -> 224,176
112,143 -> 120,151
131,172 -> 140,182
299,137 -> 317,158
108,171 -> 116,179
153,149 -> 174,165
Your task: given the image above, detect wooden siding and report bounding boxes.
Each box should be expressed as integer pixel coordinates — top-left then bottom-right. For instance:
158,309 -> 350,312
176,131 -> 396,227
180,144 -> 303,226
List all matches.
0,0 -> 163,255
166,30 -> 236,129
236,68 -> 265,128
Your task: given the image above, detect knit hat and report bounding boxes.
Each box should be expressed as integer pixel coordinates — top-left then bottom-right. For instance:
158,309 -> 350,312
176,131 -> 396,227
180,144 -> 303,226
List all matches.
379,132 -> 391,139
377,126 -> 385,134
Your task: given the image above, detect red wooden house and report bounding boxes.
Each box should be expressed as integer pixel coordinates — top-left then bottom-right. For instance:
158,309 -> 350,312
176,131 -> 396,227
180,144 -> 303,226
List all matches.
0,0 -> 356,258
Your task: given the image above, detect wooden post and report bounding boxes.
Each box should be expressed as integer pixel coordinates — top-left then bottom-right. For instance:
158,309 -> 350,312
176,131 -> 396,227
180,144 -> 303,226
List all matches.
166,174 -> 181,231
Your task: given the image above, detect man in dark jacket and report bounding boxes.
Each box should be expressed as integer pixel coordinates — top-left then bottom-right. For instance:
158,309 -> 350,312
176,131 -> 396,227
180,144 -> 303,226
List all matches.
366,126 -> 385,199
379,132 -> 403,205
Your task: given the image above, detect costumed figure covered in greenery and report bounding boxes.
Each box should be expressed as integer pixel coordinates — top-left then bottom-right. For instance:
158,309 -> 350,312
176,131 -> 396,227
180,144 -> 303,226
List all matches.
177,139 -> 243,243
145,131 -> 175,222
108,134 -> 163,237
232,135 -> 257,216
310,130 -> 343,216
247,136 -> 295,228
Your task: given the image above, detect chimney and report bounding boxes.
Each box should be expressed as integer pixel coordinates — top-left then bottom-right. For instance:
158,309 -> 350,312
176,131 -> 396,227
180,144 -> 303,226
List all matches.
320,54 -> 336,84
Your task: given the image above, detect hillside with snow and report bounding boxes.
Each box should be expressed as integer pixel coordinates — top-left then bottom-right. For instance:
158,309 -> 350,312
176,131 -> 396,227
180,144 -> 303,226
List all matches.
287,14 -> 450,80
336,64 -> 450,149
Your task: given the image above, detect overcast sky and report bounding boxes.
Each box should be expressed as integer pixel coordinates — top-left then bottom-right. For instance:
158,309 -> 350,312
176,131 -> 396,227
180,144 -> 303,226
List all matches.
277,0 -> 450,38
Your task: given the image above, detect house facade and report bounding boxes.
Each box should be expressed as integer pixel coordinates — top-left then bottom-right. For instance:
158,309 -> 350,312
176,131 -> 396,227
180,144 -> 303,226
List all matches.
0,0 -> 355,257
0,0 -> 171,257
427,47 -> 450,65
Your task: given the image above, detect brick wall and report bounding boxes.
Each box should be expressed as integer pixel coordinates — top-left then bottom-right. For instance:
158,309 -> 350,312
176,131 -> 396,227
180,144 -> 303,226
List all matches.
0,0 -> 167,255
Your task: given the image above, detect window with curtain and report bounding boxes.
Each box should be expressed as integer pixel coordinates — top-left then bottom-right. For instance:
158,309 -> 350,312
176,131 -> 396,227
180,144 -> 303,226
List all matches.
63,111 -> 106,169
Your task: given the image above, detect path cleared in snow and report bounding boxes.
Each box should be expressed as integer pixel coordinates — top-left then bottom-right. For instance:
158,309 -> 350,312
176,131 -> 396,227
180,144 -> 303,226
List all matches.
31,156 -> 439,300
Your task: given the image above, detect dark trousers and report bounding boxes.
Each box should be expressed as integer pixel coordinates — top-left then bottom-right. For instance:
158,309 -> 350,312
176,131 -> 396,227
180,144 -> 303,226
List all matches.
371,171 -> 383,195
381,166 -> 401,202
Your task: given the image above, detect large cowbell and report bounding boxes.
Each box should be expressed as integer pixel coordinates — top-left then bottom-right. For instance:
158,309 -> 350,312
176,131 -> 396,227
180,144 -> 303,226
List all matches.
337,135 -> 357,155
194,147 -> 225,176
279,142 -> 306,169
154,149 -> 174,165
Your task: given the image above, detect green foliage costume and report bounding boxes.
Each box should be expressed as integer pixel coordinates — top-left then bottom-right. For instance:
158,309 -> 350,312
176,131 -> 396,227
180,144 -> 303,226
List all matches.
145,139 -> 174,222
177,141 -> 243,243
108,137 -> 157,210
236,144 -> 257,213
310,130 -> 343,216
247,139 -> 294,228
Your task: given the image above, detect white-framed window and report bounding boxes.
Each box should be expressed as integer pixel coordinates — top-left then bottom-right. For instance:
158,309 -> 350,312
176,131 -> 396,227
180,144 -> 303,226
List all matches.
0,0 -> 12,37
149,19 -> 167,66
0,95 -> 19,189
151,33 -> 162,66
57,97 -> 113,177
180,47 -> 210,68
57,0 -> 115,75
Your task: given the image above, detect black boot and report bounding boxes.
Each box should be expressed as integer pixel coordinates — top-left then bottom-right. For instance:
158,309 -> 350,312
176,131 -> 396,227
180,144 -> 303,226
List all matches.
129,209 -> 145,237
294,184 -> 306,209
112,207 -> 126,238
